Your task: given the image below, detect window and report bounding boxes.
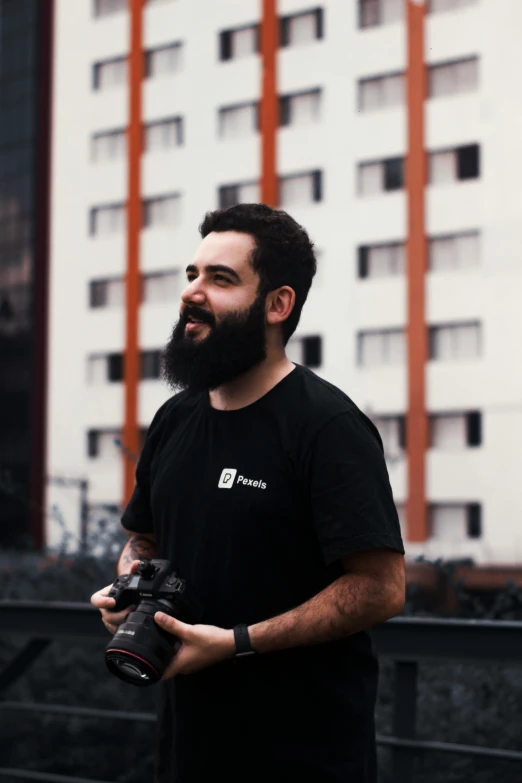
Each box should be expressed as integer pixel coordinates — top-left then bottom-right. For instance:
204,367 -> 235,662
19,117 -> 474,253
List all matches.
218,182 -> 259,209
94,0 -> 126,18
286,335 -> 322,368
280,8 -> 323,47
140,350 -> 162,380
358,73 -> 404,111
467,503 -> 482,538
429,144 -> 480,184
429,322 -> 481,360
429,231 -> 480,272
87,429 -> 121,460
93,57 -> 127,91
108,353 -> 124,382
279,171 -> 322,207
144,43 -> 183,78
430,411 -> 481,449
141,271 -> 180,304
87,353 -> 124,384
91,129 -> 126,162
373,415 -> 406,458
358,158 -> 404,195
358,329 -> 405,366
219,24 -> 259,61
358,243 -> 405,278
358,0 -> 404,29
279,89 -> 321,127
430,503 -> 482,542
89,278 -> 124,308
90,203 -> 125,236
144,117 -> 183,151
428,58 -> 479,98
429,0 -> 477,13
219,102 -> 258,139
142,194 -> 181,228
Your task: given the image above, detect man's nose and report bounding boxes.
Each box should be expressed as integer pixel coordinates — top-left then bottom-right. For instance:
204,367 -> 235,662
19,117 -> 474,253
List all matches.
181,281 -> 207,306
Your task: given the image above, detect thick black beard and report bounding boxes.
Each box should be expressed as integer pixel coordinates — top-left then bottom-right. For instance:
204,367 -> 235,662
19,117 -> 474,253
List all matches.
161,293 -> 268,395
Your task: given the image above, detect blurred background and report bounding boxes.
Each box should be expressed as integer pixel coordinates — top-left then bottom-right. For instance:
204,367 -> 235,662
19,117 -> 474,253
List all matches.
3,0 -> 522,583
2,1 -> 522,780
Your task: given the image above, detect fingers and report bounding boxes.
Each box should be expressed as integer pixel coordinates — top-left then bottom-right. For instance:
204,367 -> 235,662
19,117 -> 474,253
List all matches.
90,584 -> 114,609
129,560 -> 142,574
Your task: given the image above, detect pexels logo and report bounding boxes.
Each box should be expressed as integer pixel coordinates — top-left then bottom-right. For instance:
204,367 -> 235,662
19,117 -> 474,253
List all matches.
218,468 -> 267,490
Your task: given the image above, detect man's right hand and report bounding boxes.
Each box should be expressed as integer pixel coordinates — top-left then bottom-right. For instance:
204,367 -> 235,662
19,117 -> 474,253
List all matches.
90,559 -> 141,635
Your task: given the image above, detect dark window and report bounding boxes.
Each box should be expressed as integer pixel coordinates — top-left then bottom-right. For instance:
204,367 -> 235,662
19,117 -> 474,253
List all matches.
384,157 -> 404,191
398,415 -> 407,450
279,95 -> 291,126
108,353 -> 124,382
87,430 -> 99,458
467,503 -> 482,538
312,170 -> 323,201
466,411 -> 482,446
219,30 -> 232,61
358,246 -> 369,278
280,8 -> 324,47
303,335 -> 322,368
90,281 -> 107,308
218,24 -> 259,62
457,144 -> 479,180
218,185 -> 239,209
140,350 -> 161,380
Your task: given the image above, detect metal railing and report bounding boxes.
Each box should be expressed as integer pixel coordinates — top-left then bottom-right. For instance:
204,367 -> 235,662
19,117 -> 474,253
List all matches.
1,601 -> 522,782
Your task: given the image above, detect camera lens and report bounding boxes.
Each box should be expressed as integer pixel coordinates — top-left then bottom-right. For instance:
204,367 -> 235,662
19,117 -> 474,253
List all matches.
105,600 -> 178,687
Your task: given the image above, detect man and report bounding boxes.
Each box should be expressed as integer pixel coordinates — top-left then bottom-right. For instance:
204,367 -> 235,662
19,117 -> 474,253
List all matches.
91,203 -> 405,783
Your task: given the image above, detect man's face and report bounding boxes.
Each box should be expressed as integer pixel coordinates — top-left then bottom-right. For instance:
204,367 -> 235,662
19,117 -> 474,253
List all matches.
161,231 -> 269,394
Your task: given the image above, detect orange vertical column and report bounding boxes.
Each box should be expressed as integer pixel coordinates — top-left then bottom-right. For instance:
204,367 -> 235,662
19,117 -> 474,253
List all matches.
261,0 -> 278,206
406,0 -> 428,541
123,0 -> 144,505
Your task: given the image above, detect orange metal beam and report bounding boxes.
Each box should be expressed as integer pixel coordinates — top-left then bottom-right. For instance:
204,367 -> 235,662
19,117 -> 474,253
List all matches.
406,0 -> 428,541
261,0 -> 278,206
123,0 -> 143,504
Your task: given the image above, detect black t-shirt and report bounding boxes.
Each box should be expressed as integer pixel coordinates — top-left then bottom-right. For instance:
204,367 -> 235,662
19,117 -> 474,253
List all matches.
121,364 -> 404,783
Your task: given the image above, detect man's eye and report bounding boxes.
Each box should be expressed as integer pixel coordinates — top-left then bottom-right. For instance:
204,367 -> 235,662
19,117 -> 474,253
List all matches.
215,275 -> 230,283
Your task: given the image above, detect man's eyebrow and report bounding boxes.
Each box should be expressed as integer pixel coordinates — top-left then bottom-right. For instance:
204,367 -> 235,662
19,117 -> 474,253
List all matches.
185,264 -> 242,283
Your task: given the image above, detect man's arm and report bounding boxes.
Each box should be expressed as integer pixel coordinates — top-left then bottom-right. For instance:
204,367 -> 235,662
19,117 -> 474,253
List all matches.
117,531 -> 157,575
248,549 -> 405,655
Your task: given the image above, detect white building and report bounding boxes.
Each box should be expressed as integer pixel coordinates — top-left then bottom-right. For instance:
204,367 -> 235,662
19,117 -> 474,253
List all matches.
47,0 -> 522,565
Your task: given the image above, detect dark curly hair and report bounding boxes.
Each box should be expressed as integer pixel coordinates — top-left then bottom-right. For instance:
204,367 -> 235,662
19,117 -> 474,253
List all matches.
199,203 -> 317,344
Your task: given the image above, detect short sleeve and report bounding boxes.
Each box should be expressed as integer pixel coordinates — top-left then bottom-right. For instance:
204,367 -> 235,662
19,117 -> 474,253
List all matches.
307,411 -> 405,567
120,399 -> 172,534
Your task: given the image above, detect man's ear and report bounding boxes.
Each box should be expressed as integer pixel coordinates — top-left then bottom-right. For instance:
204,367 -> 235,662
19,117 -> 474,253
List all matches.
266,286 -> 295,328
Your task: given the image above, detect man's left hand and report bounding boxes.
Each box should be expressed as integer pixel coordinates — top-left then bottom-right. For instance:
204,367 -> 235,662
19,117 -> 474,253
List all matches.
154,612 -> 235,679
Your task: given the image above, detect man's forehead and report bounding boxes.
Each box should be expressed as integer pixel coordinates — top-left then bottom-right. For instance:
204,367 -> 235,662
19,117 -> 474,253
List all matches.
193,231 -> 256,268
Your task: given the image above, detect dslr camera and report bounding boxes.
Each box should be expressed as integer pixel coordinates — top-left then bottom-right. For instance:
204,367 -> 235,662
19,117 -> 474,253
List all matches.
104,559 -> 203,687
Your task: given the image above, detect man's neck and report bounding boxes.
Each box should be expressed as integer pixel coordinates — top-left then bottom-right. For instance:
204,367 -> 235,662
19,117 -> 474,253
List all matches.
208,355 -> 295,411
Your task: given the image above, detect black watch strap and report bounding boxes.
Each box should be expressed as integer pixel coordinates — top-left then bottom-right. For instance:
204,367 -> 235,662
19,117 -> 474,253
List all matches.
233,623 -> 256,658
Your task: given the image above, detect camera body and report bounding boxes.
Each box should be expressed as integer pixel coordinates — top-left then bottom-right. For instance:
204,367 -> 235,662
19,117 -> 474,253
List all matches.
104,559 -> 203,687
108,559 -> 201,622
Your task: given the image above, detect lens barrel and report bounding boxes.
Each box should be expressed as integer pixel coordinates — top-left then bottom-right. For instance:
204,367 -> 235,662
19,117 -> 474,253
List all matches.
105,600 -> 178,687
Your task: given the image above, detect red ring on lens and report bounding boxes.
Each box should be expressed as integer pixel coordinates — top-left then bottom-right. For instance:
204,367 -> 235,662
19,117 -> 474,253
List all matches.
106,648 -> 160,678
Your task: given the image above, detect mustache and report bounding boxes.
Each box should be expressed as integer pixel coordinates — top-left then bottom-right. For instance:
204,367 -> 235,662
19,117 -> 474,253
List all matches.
180,305 -> 215,326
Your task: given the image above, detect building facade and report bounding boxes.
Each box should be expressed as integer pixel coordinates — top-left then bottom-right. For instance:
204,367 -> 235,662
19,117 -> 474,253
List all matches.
47,0 -> 522,564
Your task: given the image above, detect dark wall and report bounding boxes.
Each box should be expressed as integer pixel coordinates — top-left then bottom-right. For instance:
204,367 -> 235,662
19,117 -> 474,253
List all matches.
0,0 -> 52,549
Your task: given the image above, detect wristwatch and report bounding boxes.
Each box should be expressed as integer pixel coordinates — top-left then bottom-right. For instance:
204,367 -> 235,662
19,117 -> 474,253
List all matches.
233,623 -> 257,659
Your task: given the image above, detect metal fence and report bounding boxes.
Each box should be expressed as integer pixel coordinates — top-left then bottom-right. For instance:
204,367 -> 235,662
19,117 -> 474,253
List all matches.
1,601 -> 522,782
